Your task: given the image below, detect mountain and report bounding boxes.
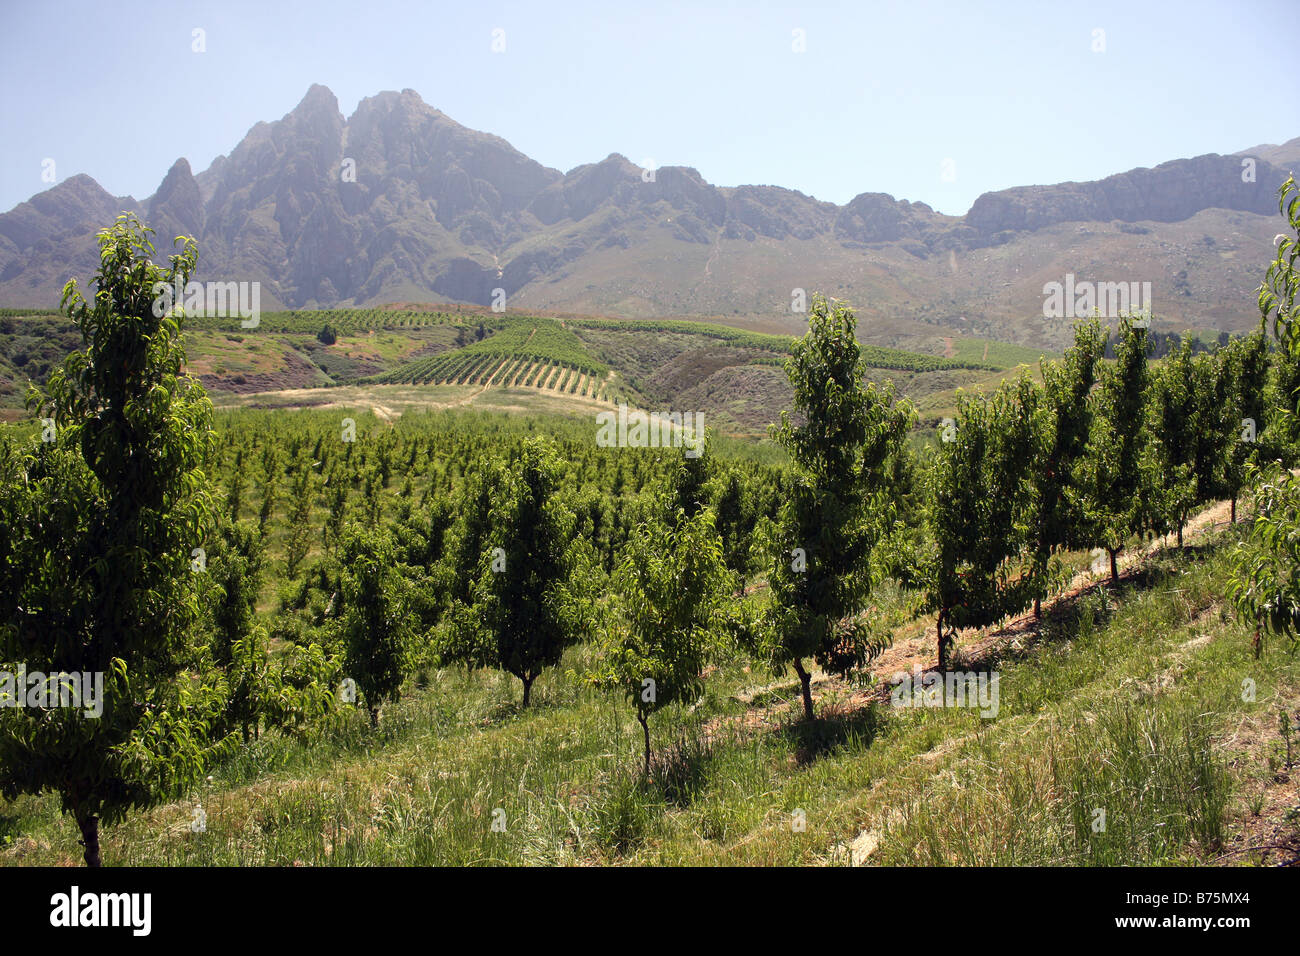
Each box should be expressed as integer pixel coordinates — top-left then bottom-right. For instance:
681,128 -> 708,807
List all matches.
0,84 -> 1294,350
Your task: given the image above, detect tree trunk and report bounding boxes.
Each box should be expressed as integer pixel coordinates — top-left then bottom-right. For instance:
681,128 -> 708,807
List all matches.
1177,523 -> 1184,549
638,712 -> 651,778
1108,548 -> 1119,586
1253,625 -> 1262,660
1033,596 -> 1041,620
1231,497 -> 1237,524
77,813 -> 101,868
937,609 -> 950,672
368,706 -> 379,728
792,659 -> 814,721
521,675 -> 534,708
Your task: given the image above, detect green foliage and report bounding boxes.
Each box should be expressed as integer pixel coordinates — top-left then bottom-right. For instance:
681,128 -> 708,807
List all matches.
203,520 -> 265,737
1076,316 -> 1154,581
1145,339 -> 1200,543
761,294 -> 913,718
444,460 -> 498,607
1025,320 -> 1106,607
442,437 -> 592,706
1230,464 -> 1300,657
664,433 -> 711,520
1231,177 -> 1300,656
335,526 -> 414,723
923,374 -> 1039,667
0,215 -> 230,865
284,459 -> 317,578
596,499 -> 738,775
1220,331 -> 1270,510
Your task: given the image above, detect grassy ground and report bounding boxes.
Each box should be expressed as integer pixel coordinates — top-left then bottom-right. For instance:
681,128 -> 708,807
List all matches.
946,336 -> 1057,369
3,517 -> 1296,867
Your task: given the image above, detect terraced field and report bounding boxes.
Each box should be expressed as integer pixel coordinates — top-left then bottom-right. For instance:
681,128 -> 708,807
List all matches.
365,317 -> 619,401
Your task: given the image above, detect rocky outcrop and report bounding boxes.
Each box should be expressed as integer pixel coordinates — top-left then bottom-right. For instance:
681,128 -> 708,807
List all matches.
148,159 -> 204,247
966,153 -> 1289,237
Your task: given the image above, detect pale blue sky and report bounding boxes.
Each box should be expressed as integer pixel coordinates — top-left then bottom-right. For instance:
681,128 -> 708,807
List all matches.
1,0 -> 1294,216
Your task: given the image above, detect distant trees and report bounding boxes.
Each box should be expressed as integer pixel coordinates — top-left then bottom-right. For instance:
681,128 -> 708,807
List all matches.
445,462 -> 497,607
0,216 -> 231,866
203,516 -> 338,740
713,470 -> 755,580
760,294 -> 913,719
257,445 -> 281,533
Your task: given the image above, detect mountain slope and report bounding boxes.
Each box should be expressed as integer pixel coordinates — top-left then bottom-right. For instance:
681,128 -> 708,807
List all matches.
0,84 -> 1294,350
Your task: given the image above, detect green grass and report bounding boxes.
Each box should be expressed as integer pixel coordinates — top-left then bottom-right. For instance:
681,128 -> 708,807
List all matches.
946,336 -> 1058,369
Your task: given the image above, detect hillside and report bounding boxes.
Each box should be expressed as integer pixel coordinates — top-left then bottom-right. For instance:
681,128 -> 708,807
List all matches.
0,305 -> 1029,432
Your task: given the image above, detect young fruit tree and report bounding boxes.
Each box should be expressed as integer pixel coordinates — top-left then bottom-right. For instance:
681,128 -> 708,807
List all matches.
0,216 -> 232,866
761,293 -> 913,720
203,519 -> 270,742
200,517 -> 339,740
1219,331 -> 1270,523
443,437 -> 592,707
1146,339 -> 1200,548
1077,316 -> 1155,585
923,375 -> 1039,670
1025,321 -> 1106,618
444,459 -> 498,607
597,486 -> 737,777
1259,179 -> 1300,467
1230,176 -> 1300,657
335,525 -> 414,725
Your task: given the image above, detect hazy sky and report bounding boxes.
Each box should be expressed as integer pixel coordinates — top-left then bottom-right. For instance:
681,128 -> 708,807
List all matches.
1,0 -> 1294,216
